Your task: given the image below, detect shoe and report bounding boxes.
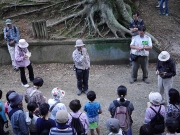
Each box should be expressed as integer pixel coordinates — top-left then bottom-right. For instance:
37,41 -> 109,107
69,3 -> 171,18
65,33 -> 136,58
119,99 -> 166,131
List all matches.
165,14 -> 168,16
84,90 -> 88,95
143,78 -> 150,84
159,12 -> 165,15
130,78 -> 137,84
21,83 -> 29,88
77,90 -> 82,96
156,5 -> 160,8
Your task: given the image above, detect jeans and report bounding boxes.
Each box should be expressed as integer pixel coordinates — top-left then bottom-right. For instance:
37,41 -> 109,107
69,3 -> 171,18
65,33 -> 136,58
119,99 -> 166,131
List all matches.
160,0 -> 168,14
19,63 -> 34,84
76,69 -> 89,91
131,56 -> 148,79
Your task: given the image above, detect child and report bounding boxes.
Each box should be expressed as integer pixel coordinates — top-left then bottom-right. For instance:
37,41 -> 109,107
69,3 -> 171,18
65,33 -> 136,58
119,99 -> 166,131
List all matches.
26,102 -> 39,135
0,90 -> 9,135
139,124 -> 154,135
69,99 -> 89,135
165,118 -> 179,135
4,90 -> 15,115
84,91 -> 102,135
36,103 -> 56,135
48,87 -> 67,120
106,118 -> 123,135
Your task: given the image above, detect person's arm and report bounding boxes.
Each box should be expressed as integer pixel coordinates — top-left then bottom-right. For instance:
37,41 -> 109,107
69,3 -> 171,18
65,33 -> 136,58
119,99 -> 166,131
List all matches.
98,103 -> 102,114
130,38 -> 143,51
165,60 -> 176,78
72,51 -> 85,64
3,28 -> 8,40
18,111 -> 29,135
15,47 -> 24,61
14,26 -> 20,43
144,108 -> 151,124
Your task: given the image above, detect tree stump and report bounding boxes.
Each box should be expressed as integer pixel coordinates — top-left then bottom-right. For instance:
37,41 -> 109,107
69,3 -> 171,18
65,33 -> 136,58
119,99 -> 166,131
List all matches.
32,20 -> 48,39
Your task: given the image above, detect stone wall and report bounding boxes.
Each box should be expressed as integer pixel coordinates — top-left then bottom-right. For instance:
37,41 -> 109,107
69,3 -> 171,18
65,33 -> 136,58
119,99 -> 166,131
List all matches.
0,39 -> 160,66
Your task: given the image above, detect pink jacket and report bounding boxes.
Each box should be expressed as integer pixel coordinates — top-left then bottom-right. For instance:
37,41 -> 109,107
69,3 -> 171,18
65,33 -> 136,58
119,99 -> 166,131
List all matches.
14,46 -> 30,67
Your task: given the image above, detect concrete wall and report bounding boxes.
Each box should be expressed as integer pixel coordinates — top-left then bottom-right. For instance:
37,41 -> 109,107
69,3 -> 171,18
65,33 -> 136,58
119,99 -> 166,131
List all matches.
0,39 -> 160,66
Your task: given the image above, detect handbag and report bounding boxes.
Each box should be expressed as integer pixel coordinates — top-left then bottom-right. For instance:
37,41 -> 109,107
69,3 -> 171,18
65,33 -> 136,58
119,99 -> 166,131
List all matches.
130,53 -> 138,61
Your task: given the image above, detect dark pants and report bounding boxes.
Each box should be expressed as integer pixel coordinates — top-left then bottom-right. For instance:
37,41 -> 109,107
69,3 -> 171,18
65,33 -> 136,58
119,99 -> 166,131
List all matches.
131,56 -> 148,79
0,123 -> 4,135
19,63 -> 34,84
76,69 -> 89,91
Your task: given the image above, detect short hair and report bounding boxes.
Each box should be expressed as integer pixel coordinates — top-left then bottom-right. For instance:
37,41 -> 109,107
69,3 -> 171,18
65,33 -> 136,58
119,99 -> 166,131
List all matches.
138,26 -> 146,32
169,88 -> 180,104
132,11 -> 139,17
33,77 -> 44,87
87,91 -> 96,101
166,118 -> 179,133
6,90 -> 15,102
0,90 -> 2,99
139,124 -> 154,135
39,103 -> 49,116
69,99 -> 81,112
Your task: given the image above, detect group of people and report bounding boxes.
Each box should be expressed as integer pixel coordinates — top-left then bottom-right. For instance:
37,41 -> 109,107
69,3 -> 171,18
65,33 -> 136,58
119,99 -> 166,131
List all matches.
0,82 -> 180,135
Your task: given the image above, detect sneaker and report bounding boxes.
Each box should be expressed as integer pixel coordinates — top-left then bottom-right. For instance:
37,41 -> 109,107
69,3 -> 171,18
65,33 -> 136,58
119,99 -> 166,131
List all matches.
21,83 -> 29,88
143,78 -> 150,84
84,90 -> 88,95
130,78 -> 137,84
156,5 -> 160,8
77,90 -> 82,96
165,13 -> 168,16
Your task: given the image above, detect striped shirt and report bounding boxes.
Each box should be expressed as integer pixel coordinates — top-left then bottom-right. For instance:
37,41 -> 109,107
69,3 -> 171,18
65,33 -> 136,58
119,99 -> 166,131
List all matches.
49,127 -> 77,135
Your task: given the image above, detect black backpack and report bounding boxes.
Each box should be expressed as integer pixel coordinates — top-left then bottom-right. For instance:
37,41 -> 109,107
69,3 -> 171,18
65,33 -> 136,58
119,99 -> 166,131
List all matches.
150,106 -> 165,134
70,113 -> 85,135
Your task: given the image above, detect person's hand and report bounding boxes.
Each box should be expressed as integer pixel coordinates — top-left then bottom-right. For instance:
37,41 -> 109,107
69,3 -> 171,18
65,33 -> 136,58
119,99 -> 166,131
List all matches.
10,40 -> 14,45
83,51 -> 86,57
6,32 -> 8,36
24,55 -> 29,59
5,121 -> 8,128
88,67 -> 90,70
156,70 -> 159,75
136,46 -> 143,51
160,72 -> 166,78
134,28 -> 138,31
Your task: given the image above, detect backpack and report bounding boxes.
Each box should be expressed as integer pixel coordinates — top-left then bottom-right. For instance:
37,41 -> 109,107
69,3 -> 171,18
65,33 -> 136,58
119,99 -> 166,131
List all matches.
113,100 -> 130,132
150,106 -> 165,134
70,113 -> 85,135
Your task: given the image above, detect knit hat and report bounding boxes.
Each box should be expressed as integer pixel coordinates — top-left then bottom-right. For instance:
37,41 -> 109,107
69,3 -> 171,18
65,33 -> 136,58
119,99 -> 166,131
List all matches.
158,51 -> 170,62
56,110 -> 68,124
106,118 -> 120,133
149,92 -> 162,105
51,87 -> 65,100
8,92 -> 23,107
75,39 -> 85,47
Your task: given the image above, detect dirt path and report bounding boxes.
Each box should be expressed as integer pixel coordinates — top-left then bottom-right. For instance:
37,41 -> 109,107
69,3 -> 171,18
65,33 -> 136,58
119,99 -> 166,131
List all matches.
1,63 -> 180,134
139,0 -> 180,59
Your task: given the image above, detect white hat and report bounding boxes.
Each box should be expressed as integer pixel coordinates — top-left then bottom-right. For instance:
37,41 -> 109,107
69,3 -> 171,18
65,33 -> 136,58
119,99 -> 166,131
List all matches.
51,87 -> 65,100
5,19 -> 12,24
75,39 -> 85,47
158,51 -> 170,62
18,39 -> 29,48
149,92 -> 162,105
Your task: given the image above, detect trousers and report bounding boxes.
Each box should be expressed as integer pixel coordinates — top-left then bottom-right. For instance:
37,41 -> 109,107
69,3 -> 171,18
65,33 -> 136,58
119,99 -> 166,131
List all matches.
131,56 -> 148,79
76,69 -> 89,91
158,75 -> 173,103
7,43 -> 16,66
19,63 -> 34,84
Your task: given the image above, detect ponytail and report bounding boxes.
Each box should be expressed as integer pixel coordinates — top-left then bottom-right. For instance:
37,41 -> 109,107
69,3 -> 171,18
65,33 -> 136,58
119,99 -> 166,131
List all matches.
120,95 -> 125,102
29,111 -> 33,119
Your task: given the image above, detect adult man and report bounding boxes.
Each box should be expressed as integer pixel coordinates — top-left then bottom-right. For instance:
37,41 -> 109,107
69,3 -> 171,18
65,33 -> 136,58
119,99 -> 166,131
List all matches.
130,26 -> 152,84
129,11 -> 145,38
156,51 -> 176,103
3,19 -> 20,71
129,12 -> 145,66
72,39 -> 90,96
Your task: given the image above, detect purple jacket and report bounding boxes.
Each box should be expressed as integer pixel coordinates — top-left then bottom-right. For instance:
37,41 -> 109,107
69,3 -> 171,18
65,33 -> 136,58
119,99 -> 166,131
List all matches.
14,46 -> 30,67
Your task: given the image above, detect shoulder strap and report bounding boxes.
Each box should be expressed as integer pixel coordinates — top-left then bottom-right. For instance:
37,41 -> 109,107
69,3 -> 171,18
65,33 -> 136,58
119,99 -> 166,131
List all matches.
150,105 -> 161,114
173,104 -> 180,111
8,108 -> 21,120
29,89 -> 37,98
113,100 -> 120,107
49,101 -> 60,112
113,100 -> 130,107
13,26 -> 17,33
78,113 -> 82,118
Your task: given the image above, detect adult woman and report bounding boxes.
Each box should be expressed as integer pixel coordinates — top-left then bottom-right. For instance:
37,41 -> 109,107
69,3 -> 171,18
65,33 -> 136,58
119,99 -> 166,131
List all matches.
166,88 -> 180,133
14,39 -> 34,88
